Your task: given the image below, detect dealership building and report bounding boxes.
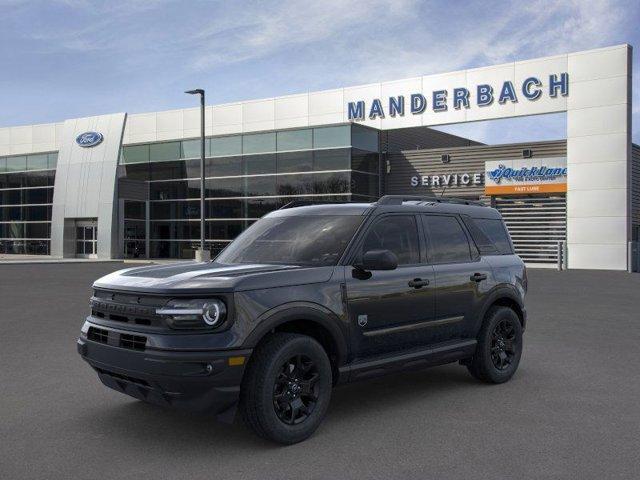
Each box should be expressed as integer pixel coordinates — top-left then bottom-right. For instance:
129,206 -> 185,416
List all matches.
0,44 -> 637,270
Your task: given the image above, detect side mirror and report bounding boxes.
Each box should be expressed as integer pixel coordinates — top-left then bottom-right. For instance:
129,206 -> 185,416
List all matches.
359,249 -> 398,271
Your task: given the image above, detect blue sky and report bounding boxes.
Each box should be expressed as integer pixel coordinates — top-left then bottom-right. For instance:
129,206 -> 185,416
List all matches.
1,0 -> 638,144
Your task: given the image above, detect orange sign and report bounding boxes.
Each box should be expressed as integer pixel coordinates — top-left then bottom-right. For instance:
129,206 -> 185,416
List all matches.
485,183 -> 567,195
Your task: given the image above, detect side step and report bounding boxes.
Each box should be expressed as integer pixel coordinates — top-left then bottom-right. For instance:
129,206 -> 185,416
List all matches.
338,339 -> 477,383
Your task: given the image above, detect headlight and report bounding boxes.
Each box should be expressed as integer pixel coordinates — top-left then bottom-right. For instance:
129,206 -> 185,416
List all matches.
156,298 -> 227,330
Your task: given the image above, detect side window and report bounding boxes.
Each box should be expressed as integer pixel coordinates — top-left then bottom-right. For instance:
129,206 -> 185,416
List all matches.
361,215 -> 420,265
422,215 -> 472,263
475,218 -> 513,255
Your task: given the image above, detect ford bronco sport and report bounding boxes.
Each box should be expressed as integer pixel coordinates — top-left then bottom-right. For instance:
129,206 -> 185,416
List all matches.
78,195 -> 527,444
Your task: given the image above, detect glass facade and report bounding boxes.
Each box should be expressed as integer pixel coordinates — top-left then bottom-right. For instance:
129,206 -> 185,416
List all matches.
119,124 -> 380,259
0,152 -> 57,254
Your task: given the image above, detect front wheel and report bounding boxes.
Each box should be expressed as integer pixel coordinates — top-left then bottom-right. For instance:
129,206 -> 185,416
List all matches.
240,333 -> 332,444
467,306 -> 523,383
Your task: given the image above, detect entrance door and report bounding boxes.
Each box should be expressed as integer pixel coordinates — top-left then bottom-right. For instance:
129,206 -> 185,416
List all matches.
76,220 -> 98,258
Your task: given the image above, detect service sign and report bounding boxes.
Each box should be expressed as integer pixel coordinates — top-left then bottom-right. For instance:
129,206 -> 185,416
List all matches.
485,157 -> 567,195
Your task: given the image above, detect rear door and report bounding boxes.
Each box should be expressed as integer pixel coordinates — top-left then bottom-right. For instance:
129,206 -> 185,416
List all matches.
421,214 -> 493,341
344,214 -> 436,358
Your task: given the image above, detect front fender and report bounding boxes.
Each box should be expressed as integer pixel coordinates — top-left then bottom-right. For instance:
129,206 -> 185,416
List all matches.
242,302 -> 349,366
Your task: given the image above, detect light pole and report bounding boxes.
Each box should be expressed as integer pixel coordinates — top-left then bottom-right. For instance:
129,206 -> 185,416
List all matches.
185,88 -> 209,262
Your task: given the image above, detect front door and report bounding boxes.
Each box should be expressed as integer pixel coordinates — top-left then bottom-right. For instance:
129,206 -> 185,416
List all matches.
76,220 -> 98,258
345,214 -> 436,358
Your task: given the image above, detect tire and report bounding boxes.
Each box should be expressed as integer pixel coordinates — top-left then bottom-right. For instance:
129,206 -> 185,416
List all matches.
240,332 -> 333,444
467,306 -> 523,384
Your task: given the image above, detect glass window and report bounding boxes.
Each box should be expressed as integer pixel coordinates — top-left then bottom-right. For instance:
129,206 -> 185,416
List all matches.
351,125 -> 379,152
48,153 -> 58,169
217,215 -> 364,266
361,215 -> 420,265
313,126 -> 350,149
211,136 -> 242,157
150,180 -> 199,200
423,215 -> 472,263
244,154 -> 276,175
475,218 -> 513,255
207,200 -> 244,219
150,160 -> 199,181
119,163 -> 150,181
351,150 -> 379,173
27,154 -> 49,170
276,174 -> 314,196
206,156 -> 242,177
150,142 -> 181,162
122,145 -> 149,164
206,177 -> 244,198
181,139 -> 201,159
243,133 -> 276,154
313,149 -> 350,171
6,156 -> 27,172
206,220 -> 246,240
351,171 -> 379,197
312,172 -> 350,195
246,175 -> 277,197
124,201 -> 146,220
277,151 -> 313,173
246,198 -> 279,218
0,158 -> 6,173
277,129 -> 312,151
150,201 -> 200,220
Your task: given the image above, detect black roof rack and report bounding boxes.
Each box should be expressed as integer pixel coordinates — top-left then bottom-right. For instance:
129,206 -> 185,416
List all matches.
279,200 -> 354,210
376,195 -> 485,206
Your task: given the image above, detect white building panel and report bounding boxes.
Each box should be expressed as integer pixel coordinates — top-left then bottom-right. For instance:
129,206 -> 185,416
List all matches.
567,132 -> 628,164
568,45 -> 629,82
567,161 -> 627,191
567,76 -> 628,110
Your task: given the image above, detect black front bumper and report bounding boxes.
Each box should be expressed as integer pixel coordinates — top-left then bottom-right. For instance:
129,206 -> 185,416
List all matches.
77,325 -> 251,420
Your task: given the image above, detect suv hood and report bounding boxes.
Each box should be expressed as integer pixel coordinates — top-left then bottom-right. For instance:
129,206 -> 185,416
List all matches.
93,262 -> 335,294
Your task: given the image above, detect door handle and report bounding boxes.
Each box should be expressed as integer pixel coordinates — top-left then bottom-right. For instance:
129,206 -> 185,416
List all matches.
470,273 -> 487,282
408,278 -> 430,289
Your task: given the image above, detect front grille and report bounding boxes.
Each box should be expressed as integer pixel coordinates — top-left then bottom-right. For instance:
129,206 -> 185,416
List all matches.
87,327 -> 108,344
90,290 -> 167,329
119,334 -> 147,351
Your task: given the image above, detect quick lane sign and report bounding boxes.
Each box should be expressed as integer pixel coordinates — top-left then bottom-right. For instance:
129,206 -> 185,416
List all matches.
485,157 -> 567,195
348,73 -> 569,121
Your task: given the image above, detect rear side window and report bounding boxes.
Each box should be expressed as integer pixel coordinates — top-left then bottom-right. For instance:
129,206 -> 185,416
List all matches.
361,215 -> 420,265
474,218 -> 513,254
422,215 -> 471,263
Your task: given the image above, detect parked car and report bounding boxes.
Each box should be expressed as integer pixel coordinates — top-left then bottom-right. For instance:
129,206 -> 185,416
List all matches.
77,195 -> 527,444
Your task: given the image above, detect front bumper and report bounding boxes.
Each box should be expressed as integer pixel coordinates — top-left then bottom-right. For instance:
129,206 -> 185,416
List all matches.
77,323 -> 251,419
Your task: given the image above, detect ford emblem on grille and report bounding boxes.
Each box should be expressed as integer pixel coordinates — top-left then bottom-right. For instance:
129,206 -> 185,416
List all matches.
76,131 -> 104,148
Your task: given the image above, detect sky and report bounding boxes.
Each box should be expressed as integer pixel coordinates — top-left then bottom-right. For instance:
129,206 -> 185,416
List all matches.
0,0 -> 638,144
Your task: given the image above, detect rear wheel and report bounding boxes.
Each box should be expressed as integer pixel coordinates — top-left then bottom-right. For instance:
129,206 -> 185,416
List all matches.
467,306 -> 523,383
240,333 -> 332,444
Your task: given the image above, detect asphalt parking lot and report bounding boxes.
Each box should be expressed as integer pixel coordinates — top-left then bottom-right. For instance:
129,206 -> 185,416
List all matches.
1,263 -> 639,480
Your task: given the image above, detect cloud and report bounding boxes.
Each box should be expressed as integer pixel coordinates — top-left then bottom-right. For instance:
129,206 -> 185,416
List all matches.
1,0 -> 638,141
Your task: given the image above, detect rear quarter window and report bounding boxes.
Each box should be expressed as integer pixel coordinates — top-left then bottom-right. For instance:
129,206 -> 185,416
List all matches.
474,218 -> 513,255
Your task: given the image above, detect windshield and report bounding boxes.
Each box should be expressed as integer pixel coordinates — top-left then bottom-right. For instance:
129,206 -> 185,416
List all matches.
216,215 -> 363,266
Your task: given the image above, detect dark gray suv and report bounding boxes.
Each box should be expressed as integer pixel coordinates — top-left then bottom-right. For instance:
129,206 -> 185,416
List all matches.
78,195 -> 527,444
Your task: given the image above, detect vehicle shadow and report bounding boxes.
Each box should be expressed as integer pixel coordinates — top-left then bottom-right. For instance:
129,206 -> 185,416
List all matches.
79,363 -> 483,452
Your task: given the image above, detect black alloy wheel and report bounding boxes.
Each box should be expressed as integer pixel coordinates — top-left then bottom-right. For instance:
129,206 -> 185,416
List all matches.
466,306 -> 523,383
273,354 -> 320,425
241,332 -> 332,444
490,318 -> 517,370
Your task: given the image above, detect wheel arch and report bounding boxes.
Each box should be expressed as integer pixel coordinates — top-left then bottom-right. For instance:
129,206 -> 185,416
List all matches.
243,303 -> 349,379
478,287 -> 526,331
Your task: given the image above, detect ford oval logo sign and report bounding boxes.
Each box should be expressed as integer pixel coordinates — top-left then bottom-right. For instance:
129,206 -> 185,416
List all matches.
76,131 -> 103,148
